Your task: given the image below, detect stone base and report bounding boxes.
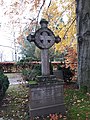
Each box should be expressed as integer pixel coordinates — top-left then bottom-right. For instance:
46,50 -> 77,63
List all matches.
29,79 -> 66,118
29,103 -> 65,117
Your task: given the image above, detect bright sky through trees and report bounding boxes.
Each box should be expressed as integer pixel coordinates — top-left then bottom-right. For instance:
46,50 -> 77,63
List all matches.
0,0 -> 51,61
0,0 -> 69,62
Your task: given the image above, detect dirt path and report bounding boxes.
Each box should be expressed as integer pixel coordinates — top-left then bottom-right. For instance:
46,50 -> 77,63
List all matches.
5,73 -> 24,85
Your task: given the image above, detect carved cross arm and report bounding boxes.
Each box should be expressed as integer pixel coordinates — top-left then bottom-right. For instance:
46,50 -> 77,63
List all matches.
55,36 -> 61,43
27,34 -> 35,42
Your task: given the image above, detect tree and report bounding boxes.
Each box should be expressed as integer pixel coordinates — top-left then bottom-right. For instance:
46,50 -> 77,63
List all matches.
64,47 -> 77,70
42,0 -> 77,73
0,0 -> 47,59
42,0 -> 76,52
19,39 -> 40,61
76,0 -> 90,90
64,47 -> 77,81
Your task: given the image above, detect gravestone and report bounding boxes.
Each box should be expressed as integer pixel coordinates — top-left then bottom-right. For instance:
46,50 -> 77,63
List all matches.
53,70 -> 63,80
27,19 -> 66,118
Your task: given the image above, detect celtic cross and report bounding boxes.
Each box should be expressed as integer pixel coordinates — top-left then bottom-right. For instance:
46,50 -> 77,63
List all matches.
27,19 -> 61,76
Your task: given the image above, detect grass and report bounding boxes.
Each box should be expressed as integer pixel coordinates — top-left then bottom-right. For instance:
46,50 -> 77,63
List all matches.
28,80 -> 37,85
0,83 -> 90,120
0,84 -> 29,120
65,88 -> 90,120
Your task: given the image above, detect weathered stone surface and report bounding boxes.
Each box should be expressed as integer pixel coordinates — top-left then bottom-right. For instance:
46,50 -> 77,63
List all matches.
53,70 -> 63,80
29,81 -> 66,117
27,19 -> 61,76
27,19 -> 65,118
41,49 -> 50,76
35,28 -> 55,49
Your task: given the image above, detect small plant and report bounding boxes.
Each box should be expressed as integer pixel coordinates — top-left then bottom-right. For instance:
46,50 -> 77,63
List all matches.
22,64 -> 41,81
0,66 -> 9,101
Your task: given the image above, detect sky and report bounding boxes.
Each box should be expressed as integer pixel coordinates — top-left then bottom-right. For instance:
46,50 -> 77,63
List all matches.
0,0 -> 68,62
0,0 -> 51,62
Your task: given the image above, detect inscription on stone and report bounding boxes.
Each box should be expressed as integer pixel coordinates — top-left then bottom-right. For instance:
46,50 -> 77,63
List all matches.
30,84 -> 64,109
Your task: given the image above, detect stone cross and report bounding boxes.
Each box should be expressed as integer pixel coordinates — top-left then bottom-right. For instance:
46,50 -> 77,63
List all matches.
27,19 -> 61,76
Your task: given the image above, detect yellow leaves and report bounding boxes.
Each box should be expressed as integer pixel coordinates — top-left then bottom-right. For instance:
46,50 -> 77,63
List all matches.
55,43 -> 60,51
42,0 -> 76,54
77,100 -> 81,103
0,84 -> 29,119
77,114 -> 80,117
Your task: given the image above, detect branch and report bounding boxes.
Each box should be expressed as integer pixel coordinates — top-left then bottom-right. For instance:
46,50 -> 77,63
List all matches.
36,0 -> 46,24
0,45 -> 14,49
63,17 -> 76,39
60,1 -> 76,18
55,17 -> 75,32
45,0 -> 75,24
47,0 -> 51,9
46,0 -> 52,22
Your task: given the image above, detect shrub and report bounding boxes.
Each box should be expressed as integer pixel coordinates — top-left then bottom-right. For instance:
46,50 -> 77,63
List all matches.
0,66 -> 9,101
22,64 -> 41,81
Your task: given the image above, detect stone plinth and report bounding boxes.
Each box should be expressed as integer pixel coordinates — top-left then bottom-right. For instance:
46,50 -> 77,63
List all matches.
29,79 -> 66,118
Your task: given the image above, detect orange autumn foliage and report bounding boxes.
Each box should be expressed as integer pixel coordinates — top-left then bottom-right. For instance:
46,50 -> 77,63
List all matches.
64,47 -> 77,70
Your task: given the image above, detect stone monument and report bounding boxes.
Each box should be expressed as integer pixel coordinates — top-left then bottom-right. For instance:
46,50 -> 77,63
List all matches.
27,19 -> 66,118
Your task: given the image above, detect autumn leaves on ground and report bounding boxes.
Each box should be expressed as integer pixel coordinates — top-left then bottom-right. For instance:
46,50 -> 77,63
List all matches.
0,84 -> 29,120
0,82 -> 90,120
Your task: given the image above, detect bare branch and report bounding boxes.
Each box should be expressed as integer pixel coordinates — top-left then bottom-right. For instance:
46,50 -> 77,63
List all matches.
0,45 -> 14,49
60,1 -> 76,17
45,0 -> 75,24
63,17 -> 76,39
36,0 -> 46,23
47,0 -> 51,9
54,1 -> 76,25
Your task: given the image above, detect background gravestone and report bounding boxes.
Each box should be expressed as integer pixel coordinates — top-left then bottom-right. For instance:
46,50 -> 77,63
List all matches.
27,19 -> 66,118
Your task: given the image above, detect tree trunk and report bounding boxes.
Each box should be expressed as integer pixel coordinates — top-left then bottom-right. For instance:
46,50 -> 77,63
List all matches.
76,0 -> 90,90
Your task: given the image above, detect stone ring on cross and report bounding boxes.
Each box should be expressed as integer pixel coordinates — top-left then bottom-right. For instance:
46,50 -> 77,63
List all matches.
27,19 -> 61,49
34,28 -> 55,49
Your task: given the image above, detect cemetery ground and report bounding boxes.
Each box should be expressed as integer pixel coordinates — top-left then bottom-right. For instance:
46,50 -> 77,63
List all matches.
0,74 -> 90,120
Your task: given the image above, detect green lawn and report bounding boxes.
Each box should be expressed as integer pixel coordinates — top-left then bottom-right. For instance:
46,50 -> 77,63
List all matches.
65,88 -> 90,120
0,84 -> 29,120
